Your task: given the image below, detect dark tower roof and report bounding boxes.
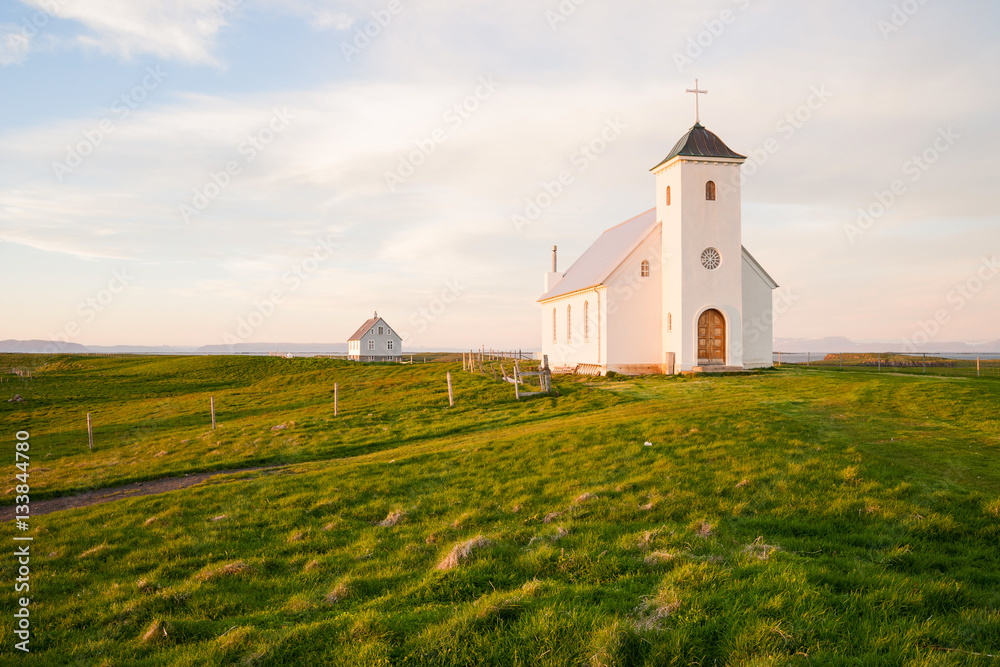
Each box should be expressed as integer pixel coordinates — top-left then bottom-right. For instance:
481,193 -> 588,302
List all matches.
650,123 -> 746,171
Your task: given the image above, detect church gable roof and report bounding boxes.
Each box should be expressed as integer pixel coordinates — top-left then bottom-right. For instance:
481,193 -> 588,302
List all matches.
741,247 -> 779,289
538,209 -> 659,302
650,123 -> 746,171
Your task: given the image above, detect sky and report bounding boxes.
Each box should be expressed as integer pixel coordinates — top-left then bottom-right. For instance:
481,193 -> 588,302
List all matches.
0,0 -> 998,350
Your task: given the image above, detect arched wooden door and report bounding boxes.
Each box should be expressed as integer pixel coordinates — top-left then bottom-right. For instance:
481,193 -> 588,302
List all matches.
697,309 -> 726,365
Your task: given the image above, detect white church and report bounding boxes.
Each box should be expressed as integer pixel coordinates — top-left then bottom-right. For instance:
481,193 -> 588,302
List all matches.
539,87 -> 777,375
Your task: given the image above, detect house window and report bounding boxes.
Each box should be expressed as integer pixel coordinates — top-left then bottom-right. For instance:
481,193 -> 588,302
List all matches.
566,305 -> 572,344
666,186 -> 671,206
584,301 -> 589,341
641,260 -> 650,277
668,313 -> 672,332
369,328 -> 374,335
378,326 -> 384,335
552,308 -> 557,342
368,340 -> 374,350
706,181 -> 716,201
387,340 -> 394,350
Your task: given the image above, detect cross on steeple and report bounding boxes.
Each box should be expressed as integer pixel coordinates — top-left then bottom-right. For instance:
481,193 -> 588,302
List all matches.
686,79 -> 708,124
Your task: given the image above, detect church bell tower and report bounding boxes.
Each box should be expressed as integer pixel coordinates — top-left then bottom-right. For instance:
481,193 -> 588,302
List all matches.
653,81 -> 747,371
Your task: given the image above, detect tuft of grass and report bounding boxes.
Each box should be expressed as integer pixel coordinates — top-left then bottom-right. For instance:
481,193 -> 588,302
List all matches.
378,509 -> 405,527
195,560 -> 253,582
436,535 -> 491,570
140,619 -> 172,645
742,536 -> 780,561
324,581 -> 352,604
136,579 -> 160,593
78,543 -> 107,559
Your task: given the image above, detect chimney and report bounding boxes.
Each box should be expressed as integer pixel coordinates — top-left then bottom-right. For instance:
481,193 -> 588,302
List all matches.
544,245 -> 563,293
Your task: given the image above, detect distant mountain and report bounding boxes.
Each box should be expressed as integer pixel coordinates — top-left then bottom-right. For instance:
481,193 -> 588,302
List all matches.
775,337 -> 1000,353
0,339 -> 89,353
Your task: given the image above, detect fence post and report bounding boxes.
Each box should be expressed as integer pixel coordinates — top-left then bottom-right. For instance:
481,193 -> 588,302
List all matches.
878,353 -> 881,371
840,353 -> 843,371
778,351 -> 781,367
807,352 -> 810,367
542,354 -> 550,392
334,383 -> 339,417
447,371 -> 454,407
87,413 -> 93,452
923,353 -> 926,374
513,363 -> 521,400
978,357 -> 981,377
211,396 -> 216,430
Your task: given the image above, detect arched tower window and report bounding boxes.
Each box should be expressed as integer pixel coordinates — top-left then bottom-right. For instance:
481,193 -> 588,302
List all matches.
668,312 -> 673,332
584,301 -> 590,341
666,186 -> 671,206
566,305 -> 572,344
706,181 -> 716,201
552,308 -> 557,342
640,260 -> 650,278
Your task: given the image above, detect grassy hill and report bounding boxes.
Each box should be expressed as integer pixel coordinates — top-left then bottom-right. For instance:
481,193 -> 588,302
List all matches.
1,355 -> 999,665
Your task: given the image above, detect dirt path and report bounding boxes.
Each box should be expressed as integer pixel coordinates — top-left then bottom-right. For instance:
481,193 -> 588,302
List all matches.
0,465 -> 285,522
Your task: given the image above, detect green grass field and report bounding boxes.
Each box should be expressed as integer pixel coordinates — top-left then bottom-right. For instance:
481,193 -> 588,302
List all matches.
2,354 -> 999,665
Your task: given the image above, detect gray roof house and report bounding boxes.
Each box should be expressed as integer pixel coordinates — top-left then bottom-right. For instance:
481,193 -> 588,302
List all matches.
347,312 -> 403,362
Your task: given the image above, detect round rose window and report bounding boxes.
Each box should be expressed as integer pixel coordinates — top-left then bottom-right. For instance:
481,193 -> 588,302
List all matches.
701,247 -> 721,270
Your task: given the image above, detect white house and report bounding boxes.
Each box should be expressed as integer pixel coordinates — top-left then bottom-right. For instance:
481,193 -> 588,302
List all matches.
539,114 -> 777,375
347,312 -> 403,362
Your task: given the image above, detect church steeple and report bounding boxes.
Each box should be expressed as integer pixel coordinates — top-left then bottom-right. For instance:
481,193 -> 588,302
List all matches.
650,123 -> 746,171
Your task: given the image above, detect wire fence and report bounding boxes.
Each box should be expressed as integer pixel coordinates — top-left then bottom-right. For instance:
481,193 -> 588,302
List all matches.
773,352 -> 1000,378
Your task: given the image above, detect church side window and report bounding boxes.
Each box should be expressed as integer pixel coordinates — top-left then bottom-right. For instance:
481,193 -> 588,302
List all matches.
584,301 -> 589,341
668,313 -> 672,332
566,305 -> 572,344
706,181 -> 716,201
552,308 -> 557,342
640,260 -> 650,278
666,186 -> 671,206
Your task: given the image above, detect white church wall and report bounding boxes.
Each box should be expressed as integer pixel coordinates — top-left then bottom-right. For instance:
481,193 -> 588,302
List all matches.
605,229 -> 663,374
541,289 -> 604,369
741,257 -> 775,368
676,159 -> 744,369
657,161 -> 684,371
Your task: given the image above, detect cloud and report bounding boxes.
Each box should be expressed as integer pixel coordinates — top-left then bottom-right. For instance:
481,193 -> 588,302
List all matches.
0,25 -> 30,65
17,0 -> 232,64
309,10 -> 353,31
